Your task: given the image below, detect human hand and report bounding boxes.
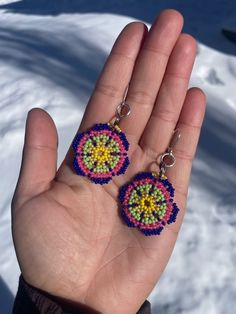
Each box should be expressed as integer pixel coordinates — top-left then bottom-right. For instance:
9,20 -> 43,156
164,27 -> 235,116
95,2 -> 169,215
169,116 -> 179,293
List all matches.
12,9 -> 206,314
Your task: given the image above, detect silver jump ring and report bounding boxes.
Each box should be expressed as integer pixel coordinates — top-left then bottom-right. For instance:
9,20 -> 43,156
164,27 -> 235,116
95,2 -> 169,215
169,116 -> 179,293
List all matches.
160,152 -> 176,168
116,101 -> 131,120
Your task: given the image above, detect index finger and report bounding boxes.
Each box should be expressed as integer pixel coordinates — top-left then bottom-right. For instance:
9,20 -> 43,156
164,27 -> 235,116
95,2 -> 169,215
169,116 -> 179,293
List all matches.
79,22 -> 148,131
59,22 -> 147,171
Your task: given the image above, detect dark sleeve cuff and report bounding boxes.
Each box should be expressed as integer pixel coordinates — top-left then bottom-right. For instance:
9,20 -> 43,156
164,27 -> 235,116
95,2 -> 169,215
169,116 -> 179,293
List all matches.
13,275 -> 151,314
13,275 -> 66,314
136,300 -> 151,314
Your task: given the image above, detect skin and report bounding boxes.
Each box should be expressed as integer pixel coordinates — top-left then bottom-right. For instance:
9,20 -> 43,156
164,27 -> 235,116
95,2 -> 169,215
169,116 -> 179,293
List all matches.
12,9 -> 206,314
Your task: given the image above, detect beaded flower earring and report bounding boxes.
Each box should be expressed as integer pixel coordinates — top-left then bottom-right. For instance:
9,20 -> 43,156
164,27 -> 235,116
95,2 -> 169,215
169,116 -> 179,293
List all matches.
119,130 -> 181,236
72,89 -> 131,184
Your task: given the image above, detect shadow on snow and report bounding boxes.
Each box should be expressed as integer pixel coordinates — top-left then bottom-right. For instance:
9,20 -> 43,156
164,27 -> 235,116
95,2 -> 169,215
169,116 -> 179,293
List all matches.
0,277 -> 14,313
1,0 -> 236,54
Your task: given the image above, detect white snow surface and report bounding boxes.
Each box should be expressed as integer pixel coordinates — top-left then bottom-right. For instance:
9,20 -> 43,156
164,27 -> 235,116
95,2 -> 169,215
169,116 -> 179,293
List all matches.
0,0 -> 19,5
0,6 -> 236,314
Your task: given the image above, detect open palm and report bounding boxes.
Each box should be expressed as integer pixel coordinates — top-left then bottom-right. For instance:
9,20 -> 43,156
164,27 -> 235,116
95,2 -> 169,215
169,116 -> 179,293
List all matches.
12,10 -> 206,314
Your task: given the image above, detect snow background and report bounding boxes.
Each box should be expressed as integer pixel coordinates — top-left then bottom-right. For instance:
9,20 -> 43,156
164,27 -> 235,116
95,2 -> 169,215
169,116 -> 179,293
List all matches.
0,1 -> 236,313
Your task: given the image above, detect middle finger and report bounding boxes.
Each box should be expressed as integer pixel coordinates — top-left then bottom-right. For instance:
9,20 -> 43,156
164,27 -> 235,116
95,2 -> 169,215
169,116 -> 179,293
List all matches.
119,10 -> 183,143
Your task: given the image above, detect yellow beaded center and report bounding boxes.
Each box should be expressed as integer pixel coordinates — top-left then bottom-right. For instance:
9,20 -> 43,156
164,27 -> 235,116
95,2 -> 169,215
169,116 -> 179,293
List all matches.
140,195 -> 155,213
91,146 -> 110,163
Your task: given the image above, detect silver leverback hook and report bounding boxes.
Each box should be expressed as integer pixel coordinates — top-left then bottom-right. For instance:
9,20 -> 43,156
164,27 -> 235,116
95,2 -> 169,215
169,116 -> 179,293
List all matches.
111,85 -> 131,127
159,129 -> 181,176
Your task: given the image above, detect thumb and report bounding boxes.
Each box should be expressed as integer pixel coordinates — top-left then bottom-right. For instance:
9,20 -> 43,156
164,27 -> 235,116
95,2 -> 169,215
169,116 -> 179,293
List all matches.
13,108 -> 58,207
